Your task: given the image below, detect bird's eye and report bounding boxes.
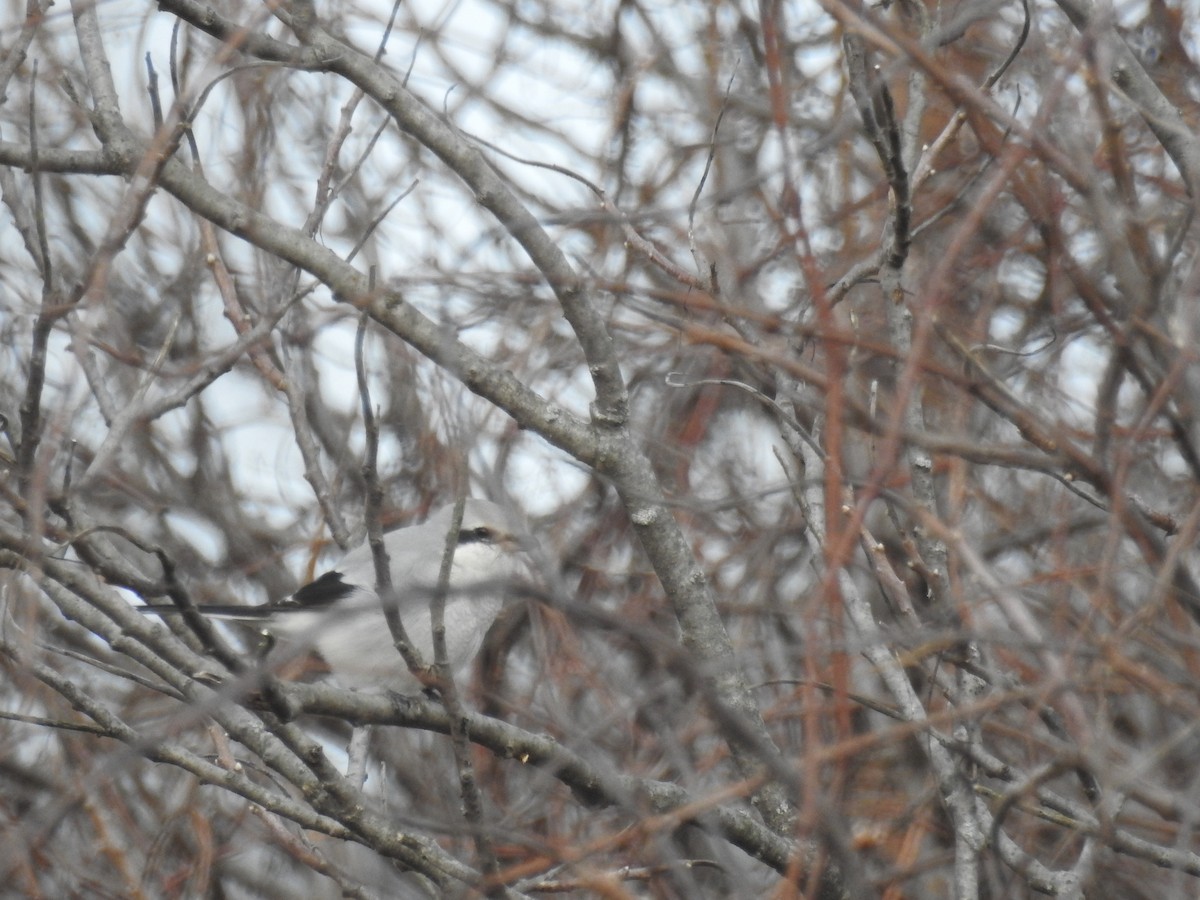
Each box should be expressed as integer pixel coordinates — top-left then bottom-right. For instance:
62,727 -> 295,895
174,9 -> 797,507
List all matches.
459,526 -> 495,544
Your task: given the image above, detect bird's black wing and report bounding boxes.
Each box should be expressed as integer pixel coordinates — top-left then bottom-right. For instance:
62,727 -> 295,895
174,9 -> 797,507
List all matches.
288,571 -> 358,609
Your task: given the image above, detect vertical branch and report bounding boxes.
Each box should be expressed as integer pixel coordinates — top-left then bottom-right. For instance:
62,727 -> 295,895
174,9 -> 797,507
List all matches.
842,30 -> 943,602
842,33 -> 912,275
355,304 -> 419,672
428,494 -> 503,890
844,22 -> 988,894
16,61 -> 61,547
760,14 -> 856,894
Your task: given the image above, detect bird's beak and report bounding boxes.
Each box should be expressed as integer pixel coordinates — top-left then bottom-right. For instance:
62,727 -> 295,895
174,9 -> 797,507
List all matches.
501,533 -> 529,553
494,527 -> 538,554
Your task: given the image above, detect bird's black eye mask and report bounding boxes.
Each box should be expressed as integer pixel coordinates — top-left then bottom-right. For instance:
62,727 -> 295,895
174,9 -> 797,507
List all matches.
458,526 -> 496,545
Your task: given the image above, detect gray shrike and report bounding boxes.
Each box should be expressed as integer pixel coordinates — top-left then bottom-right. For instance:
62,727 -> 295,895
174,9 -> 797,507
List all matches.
140,499 -> 526,692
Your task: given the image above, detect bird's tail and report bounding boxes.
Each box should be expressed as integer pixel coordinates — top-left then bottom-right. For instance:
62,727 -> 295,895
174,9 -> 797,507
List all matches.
135,604 -> 282,621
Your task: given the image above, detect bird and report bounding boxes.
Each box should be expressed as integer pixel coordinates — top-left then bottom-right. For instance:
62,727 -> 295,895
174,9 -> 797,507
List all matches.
138,499 -> 527,692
